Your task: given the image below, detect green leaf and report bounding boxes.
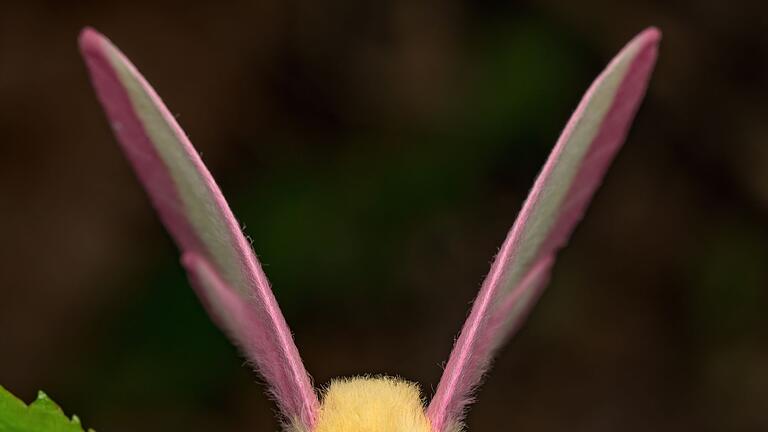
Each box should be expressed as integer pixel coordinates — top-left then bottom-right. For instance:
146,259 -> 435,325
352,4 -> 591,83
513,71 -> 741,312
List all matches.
0,386 -> 94,432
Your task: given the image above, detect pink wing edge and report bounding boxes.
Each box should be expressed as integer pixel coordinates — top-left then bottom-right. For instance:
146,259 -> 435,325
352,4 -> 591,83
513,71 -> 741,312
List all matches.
426,27 -> 661,432
78,27 -> 319,429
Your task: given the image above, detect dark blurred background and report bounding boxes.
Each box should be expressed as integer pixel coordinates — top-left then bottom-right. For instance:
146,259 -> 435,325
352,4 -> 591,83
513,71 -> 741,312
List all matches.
1,1 -> 767,431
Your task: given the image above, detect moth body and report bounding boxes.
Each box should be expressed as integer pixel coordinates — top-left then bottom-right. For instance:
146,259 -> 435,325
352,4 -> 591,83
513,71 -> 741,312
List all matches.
313,377 -> 431,432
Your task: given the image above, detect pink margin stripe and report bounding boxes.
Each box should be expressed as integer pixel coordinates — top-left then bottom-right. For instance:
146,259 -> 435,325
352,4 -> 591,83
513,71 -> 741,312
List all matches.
427,28 -> 660,432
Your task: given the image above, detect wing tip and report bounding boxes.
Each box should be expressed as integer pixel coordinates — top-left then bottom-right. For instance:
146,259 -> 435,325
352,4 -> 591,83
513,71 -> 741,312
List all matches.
639,26 -> 662,44
634,27 -> 662,59
616,27 -> 661,68
78,27 -> 108,58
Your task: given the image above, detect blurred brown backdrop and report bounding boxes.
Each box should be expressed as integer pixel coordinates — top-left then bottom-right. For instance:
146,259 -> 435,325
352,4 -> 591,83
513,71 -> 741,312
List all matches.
1,1 -> 767,431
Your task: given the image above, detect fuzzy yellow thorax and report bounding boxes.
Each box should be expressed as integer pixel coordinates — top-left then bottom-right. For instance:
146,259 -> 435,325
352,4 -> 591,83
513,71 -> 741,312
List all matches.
313,377 -> 432,432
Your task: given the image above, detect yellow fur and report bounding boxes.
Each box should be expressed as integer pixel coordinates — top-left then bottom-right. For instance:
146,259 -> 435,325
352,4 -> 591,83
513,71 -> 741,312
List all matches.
314,377 -> 432,432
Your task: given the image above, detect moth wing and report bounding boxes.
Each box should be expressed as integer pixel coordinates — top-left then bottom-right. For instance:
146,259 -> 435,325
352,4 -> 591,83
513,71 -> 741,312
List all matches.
79,28 -> 318,429
427,28 -> 661,432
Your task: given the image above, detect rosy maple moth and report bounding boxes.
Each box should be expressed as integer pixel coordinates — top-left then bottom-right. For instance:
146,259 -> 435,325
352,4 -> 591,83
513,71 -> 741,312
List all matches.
80,26 -> 660,432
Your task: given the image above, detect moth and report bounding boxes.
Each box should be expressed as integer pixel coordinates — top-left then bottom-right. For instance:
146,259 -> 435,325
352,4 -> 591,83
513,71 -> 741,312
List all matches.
79,27 -> 660,432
